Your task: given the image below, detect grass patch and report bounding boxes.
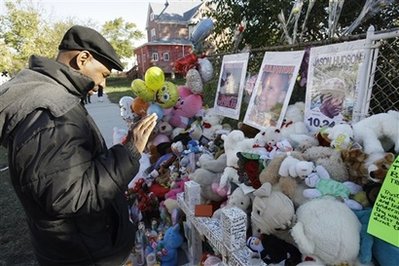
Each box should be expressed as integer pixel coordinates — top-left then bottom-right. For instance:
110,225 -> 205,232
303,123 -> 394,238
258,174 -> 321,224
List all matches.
105,77 -> 134,104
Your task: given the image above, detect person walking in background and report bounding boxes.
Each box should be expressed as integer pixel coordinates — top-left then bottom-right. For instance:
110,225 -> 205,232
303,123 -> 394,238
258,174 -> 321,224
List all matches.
0,25 -> 157,266
84,90 -> 92,104
98,85 -> 104,102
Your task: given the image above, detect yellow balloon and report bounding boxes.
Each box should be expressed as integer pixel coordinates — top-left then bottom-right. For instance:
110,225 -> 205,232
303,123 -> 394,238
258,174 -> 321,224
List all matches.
144,66 -> 165,91
155,81 -> 179,108
131,79 -> 155,102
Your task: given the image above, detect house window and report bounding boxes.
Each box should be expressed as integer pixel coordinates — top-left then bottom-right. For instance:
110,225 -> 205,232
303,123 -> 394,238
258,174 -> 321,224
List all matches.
163,52 -> 169,61
150,12 -> 155,21
152,53 -> 159,61
151,28 -> 156,40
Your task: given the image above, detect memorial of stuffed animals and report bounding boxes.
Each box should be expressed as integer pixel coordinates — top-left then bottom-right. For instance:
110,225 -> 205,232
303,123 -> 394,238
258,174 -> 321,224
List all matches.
113,2 -> 399,266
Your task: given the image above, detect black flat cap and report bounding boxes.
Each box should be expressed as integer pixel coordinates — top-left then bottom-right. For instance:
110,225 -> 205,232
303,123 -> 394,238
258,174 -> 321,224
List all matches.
59,25 -> 124,71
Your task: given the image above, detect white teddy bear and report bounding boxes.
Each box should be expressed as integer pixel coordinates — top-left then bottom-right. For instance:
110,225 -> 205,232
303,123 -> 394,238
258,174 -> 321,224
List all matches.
327,110 -> 399,154
291,197 -> 361,265
201,108 -> 224,140
214,130 -> 255,196
212,186 -> 252,219
278,155 -> 315,179
325,123 -> 354,151
354,110 -> 399,154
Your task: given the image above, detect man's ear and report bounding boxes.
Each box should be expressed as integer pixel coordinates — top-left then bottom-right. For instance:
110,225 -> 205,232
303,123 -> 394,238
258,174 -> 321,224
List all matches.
75,50 -> 91,69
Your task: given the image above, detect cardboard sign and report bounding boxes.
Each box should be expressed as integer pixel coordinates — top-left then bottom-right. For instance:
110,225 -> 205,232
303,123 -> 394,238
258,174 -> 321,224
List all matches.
367,155 -> 399,247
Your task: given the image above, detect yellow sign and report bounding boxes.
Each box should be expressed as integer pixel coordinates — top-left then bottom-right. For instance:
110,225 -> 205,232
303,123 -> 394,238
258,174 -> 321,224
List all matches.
367,155 -> 399,247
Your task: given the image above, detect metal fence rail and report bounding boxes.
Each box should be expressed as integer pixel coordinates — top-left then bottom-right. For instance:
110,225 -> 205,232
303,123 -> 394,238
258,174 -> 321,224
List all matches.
205,27 -> 399,119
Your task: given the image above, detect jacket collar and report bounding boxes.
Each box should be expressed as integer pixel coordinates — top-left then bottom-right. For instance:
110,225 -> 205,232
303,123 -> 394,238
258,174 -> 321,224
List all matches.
29,55 -> 95,98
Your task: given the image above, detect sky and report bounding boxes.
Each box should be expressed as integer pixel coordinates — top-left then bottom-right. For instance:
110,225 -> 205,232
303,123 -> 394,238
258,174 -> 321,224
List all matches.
0,0 -> 177,46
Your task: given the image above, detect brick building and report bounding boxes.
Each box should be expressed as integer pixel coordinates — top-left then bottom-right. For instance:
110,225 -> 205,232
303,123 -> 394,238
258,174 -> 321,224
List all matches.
134,1 -> 203,77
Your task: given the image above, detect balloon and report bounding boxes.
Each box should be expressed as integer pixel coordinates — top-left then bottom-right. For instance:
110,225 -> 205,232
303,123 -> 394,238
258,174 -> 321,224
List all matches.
147,103 -> 164,121
198,58 -> 213,82
190,18 -> 214,45
155,81 -> 179,108
131,79 -> 155,102
173,53 -> 198,75
185,69 -> 203,94
131,97 -> 149,116
144,66 -> 165,91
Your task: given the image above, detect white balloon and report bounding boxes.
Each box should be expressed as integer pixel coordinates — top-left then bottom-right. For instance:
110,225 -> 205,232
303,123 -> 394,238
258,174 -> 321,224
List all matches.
186,69 -> 203,94
198,58 -> 213,83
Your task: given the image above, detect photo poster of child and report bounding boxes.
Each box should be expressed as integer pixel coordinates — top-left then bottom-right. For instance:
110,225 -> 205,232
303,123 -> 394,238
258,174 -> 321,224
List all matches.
304,40 -> 369,132
244,50 -> 305,130
213,52 -> 249,120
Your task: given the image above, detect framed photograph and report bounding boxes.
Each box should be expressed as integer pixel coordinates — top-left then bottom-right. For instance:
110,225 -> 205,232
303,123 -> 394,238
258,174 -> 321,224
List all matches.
213,52 -> 249,120
304,40 -> 370,132
243,51 -> 305,130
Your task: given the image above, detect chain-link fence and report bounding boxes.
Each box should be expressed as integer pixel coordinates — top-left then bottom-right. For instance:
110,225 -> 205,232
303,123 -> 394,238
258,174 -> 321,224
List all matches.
204,27 -> 399,121
368,32 -> 399,115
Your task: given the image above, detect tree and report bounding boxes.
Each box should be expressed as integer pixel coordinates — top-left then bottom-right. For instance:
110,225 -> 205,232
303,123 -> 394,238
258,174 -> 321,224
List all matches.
0,1 -> 144,73
101,18 -> 144,68
0,0 -> 74,73
207,0 -> 399,52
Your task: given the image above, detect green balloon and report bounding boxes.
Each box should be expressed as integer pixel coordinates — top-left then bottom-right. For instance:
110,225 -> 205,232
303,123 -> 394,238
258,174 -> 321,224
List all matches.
131,79 -> 155,102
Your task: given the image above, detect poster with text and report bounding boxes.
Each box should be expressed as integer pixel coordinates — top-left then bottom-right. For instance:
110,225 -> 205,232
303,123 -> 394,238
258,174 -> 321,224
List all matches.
243,50 -> 304,130
368,155 -> 399,247
304,40 -> 368,132
213,53 -> 249,120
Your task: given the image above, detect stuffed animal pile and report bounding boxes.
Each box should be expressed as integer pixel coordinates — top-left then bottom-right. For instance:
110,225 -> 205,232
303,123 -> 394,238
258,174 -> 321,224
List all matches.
118,59 -> 398,266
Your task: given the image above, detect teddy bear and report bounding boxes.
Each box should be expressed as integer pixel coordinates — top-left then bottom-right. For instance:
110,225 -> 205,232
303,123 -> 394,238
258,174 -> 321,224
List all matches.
279,101 -> 309,139
259,152 -> 309,207
325,123 -> 354,151
200,107 -> 224,141
214,130 -> 255,196
264,126 -> 317,154
278,155 -> 315,180
188,153 -> 227,202
251,183 -> 295,238
290,197 -> 361,265
302,146 -> 349,182
212,186 -> 252,219
303,166 -> 363,210
169,86 -> 203,129
157,120 -> 173,137
118,95 -> 135,122
327,110 -> 399,154
157,224 -> 184,266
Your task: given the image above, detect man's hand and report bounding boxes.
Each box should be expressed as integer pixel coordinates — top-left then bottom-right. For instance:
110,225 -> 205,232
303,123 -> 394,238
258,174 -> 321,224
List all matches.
128,113 -> 158,154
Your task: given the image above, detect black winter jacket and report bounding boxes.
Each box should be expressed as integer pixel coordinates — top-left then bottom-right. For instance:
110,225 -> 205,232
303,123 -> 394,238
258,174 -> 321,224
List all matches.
0,56 -> 140,265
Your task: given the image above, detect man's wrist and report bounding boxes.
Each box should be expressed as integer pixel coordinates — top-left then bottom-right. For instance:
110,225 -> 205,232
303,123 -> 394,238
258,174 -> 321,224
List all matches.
124,141 -> 141,161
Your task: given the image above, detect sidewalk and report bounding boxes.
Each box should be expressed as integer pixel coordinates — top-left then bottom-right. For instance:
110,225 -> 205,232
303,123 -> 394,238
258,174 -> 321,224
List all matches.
85,93 -> 127,148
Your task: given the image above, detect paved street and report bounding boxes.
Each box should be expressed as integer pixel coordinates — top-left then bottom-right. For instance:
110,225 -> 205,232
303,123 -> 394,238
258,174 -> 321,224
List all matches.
85,93 -> 127,148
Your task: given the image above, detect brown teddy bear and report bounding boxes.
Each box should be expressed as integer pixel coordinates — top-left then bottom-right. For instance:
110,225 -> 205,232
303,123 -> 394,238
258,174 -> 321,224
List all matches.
302,146 -> 349,182
259,151 -> 308,208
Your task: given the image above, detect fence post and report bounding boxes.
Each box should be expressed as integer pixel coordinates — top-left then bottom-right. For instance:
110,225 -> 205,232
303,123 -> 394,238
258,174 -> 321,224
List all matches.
353,25 -> 375,122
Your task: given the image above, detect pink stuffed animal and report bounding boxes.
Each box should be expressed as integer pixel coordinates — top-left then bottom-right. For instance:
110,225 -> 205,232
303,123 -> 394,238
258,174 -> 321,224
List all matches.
169,86 -> 203,128
164,178 -> 188,200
